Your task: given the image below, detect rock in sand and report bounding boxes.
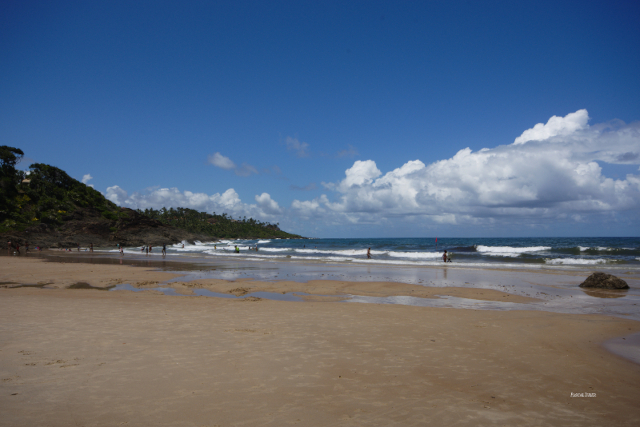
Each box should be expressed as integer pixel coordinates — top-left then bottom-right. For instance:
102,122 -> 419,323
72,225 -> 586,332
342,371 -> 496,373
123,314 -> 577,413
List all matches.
579,272 -> 629,290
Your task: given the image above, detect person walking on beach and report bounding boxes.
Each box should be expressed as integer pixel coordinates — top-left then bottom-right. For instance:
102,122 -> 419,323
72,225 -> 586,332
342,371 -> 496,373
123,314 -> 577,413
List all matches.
162,243 -> 166,256
367,248 -> 371,259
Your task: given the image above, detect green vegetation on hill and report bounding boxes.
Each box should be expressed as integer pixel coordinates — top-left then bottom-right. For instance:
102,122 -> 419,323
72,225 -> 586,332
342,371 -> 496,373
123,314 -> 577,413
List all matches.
1,145 -> 301,239
138,207 -> 302,239
0,146 -> 122,232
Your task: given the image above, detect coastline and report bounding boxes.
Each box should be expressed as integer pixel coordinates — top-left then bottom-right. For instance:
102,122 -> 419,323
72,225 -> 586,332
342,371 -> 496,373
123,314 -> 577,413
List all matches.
2,253 -> 640,425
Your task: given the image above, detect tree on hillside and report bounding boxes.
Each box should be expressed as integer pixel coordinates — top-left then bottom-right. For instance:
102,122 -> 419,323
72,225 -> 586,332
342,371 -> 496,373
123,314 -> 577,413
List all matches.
0,146 -> 25,222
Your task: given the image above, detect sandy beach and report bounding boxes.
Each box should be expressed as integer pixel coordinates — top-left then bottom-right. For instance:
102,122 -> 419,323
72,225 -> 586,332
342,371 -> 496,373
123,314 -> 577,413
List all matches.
2,254 -> 640,426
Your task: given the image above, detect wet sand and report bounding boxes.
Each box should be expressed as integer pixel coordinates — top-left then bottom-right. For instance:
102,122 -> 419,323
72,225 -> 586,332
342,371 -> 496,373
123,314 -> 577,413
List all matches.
2,255 -> 640,426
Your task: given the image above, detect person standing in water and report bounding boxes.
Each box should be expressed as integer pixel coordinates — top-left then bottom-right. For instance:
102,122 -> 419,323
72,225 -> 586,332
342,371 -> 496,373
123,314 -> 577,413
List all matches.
162,243 -> 166,256
442,250 -> 448,262
90,242 -> 93,252
367,248 -> 371,259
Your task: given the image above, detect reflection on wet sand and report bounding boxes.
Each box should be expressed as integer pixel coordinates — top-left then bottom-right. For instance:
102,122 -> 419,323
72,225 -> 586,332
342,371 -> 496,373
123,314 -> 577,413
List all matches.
581,288 -> 629,299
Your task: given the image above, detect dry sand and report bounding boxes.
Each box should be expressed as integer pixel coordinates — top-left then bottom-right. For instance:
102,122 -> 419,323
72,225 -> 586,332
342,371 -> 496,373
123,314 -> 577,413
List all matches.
1,255 -> 640,426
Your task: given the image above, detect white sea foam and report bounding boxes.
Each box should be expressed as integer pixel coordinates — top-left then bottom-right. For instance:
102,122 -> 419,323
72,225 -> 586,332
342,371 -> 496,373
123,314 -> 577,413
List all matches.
258,247 -> 291,252
294,248 -> 369,256
98,247 -> 546,269
476,245 -> 551,255
579,246 -> 615,252
545,258 -> 609,265
203,249 -> 286,259
387,251 -> 442,259
257,240 -> 271,244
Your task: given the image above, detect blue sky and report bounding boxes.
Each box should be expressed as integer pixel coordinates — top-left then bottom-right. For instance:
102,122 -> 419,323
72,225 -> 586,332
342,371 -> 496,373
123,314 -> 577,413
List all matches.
2,0 -> 639,237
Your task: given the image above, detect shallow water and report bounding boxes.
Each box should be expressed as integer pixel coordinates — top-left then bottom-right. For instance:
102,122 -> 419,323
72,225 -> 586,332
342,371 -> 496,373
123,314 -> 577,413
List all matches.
42,251 -> 640,321
37,251 -> 640,364
603,332 -> 640,365
111,283 -> 306,302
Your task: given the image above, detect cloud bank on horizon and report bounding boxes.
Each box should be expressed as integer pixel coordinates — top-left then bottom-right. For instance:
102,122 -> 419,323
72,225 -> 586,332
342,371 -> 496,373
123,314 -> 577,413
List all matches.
106,110 -> 640,236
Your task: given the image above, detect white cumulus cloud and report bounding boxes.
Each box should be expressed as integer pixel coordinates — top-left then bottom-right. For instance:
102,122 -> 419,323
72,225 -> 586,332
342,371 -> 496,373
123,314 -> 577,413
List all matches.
255,193 -> 283,215
105,186 -> 283,221
81,174 -> 94,187
208,153 -> 258,176
292,109 -> 640,229
513,109 -> 589,144
208,152 -> 236,170
105,110 -> 640,236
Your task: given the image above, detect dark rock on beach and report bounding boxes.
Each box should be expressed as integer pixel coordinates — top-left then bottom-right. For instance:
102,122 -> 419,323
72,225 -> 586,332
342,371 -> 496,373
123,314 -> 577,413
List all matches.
579,272 -> 629,290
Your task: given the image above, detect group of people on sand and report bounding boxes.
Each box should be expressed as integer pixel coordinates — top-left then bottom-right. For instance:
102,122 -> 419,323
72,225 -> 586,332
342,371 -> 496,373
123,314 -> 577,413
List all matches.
6,240 -> 100,254
7,240 -> 45,255
233,245 -> 259,253
133,243 -> 167,256
57,243 -> 94,252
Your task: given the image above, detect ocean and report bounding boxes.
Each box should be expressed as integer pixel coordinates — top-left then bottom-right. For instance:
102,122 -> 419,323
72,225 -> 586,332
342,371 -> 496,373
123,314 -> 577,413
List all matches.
115,237 -> 640,270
